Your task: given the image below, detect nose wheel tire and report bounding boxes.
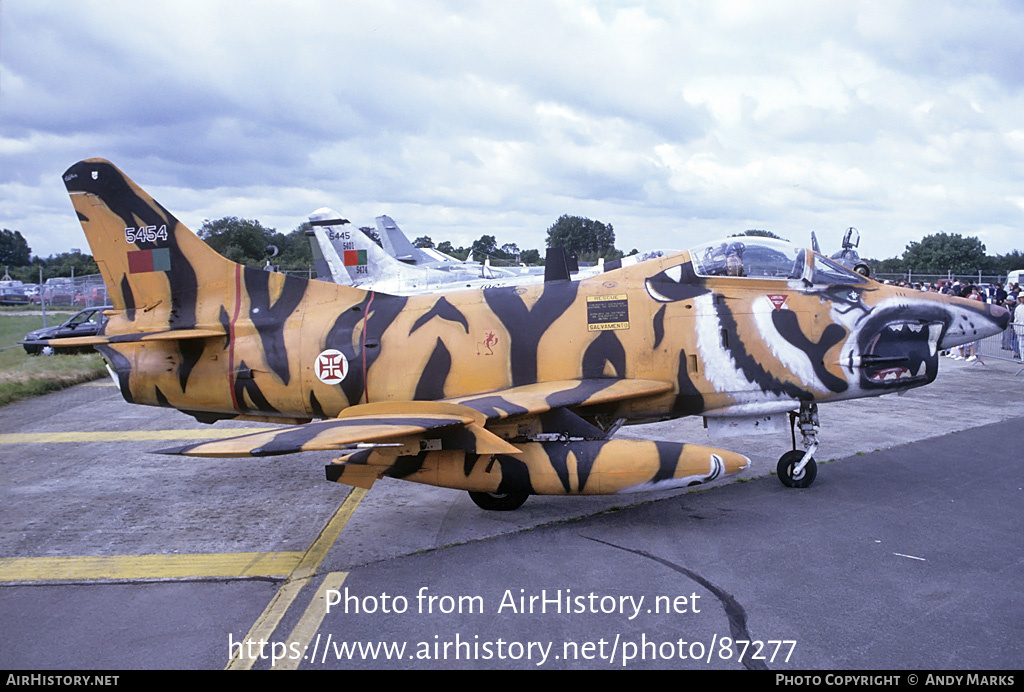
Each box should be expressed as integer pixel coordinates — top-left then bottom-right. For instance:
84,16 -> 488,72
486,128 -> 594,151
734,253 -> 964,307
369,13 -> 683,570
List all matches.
777,450 -> 817,488
468,490 -> 529,511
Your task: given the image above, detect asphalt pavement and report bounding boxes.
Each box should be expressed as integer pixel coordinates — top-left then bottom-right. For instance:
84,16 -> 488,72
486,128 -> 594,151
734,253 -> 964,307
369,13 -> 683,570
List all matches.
0,353 -> 1020,670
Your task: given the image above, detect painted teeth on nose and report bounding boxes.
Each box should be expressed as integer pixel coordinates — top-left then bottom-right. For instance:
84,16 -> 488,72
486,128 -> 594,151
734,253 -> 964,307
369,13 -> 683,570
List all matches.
928,323 -> 942,356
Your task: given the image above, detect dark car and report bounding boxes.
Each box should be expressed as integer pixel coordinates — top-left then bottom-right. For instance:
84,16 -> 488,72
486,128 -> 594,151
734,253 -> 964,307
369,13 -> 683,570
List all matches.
0,280 -> 30,306
22,306 -> 112,355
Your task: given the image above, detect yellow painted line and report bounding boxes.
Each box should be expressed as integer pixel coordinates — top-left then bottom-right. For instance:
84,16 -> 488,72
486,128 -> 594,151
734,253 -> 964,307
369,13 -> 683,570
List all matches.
293,486 -> 367,579
225,578 -> 311,670
0,489 -> 367,586
0,428 -> 276,444
226,486 -> 368,670
276,572 -> 348,670
0,551 -> 304,582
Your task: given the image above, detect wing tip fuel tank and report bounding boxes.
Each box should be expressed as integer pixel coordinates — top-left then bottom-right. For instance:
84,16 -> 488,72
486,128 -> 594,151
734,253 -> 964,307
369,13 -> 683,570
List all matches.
326,439 -> 750,495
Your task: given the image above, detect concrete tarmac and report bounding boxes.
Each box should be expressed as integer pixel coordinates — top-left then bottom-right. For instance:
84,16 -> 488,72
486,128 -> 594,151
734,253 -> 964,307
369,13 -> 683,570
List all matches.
0,354 -> 1021,669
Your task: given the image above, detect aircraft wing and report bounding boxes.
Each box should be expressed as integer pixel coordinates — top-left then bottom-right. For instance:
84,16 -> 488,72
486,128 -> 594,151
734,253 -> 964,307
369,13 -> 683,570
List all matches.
159,378 -> 672,458
443,378 -> 672,420
158,401 -> 517,457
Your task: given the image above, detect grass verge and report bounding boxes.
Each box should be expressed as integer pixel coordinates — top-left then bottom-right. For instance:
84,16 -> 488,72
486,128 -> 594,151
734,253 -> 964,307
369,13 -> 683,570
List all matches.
0,313 -> 107,407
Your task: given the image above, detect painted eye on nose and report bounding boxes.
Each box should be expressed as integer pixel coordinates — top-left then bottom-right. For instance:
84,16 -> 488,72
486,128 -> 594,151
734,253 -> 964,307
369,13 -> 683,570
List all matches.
644,263 -> 706,303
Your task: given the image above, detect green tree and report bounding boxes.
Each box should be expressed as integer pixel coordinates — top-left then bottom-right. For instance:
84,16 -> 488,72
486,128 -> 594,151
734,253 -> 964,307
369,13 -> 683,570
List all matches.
988,250 -> 1024,275
273,223 -> 314,268
471,235 -> 499,262
902,233 -> 987,274
545,215 -> 618,261
37,250 -> 98,279
359,226 -> 382,247
413,236 -> 434,249
499,243 -> 520,261
436,241 -> 470,260
0,229 -> 32,266
869,256 -> 905,274
198,217 -> 278,266
197,217 -> 313,270
519,248 -> 541,265
732,229 -> 785,241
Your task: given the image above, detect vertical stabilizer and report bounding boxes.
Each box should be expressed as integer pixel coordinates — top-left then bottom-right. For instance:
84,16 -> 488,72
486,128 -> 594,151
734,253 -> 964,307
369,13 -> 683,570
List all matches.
310,208 -> 406,287
375,215 -> 421,263
62,159 -> 235,329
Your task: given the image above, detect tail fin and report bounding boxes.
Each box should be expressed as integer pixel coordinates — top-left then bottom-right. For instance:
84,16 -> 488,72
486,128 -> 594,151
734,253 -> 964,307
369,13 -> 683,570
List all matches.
376,214 -> 463,266
304,219 -> 338,282
309,208 -> 408,287
375,214 -> 421,264
62,159 -> 234,328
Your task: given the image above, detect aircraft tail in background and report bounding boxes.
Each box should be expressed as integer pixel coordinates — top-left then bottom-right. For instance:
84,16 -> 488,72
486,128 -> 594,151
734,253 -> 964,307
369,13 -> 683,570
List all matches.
309,208 -> 551,294
308,208 -> 412,288
375,215 -> 462,266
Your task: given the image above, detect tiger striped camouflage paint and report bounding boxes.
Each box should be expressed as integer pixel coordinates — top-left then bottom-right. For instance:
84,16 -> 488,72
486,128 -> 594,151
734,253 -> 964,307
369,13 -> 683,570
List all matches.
59,159 -> 1009,507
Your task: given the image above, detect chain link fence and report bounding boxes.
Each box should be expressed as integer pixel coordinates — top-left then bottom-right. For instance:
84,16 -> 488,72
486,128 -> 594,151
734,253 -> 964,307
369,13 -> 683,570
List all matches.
30,269 -> 317,309
873,272 -> 1008,286
31,275 -> 110,309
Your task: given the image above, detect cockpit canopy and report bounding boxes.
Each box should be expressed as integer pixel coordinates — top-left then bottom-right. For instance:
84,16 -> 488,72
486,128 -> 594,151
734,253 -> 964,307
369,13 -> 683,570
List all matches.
689,237 -> 868,285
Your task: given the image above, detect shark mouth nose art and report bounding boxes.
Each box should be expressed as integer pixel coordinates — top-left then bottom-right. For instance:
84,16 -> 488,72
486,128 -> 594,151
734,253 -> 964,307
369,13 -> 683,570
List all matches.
858,319 -> 943,386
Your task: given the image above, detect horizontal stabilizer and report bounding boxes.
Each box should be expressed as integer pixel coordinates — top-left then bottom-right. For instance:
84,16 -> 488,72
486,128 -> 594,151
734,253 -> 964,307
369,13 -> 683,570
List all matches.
26,328 -> 227,349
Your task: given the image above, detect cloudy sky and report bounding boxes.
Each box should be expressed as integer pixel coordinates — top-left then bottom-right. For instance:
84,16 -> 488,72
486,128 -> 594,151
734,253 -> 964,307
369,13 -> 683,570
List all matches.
2,0 -> 1023,262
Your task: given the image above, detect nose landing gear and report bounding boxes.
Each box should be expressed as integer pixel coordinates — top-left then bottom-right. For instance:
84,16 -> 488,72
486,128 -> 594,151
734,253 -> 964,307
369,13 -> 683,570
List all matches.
778,402 -> 819,488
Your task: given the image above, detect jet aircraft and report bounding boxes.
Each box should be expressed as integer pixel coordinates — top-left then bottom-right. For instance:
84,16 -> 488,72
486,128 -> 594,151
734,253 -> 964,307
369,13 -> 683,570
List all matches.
54,159 -> 1009,510
308,209 -> 595,295
374,214 -> 464,267
812,227 -> 872,277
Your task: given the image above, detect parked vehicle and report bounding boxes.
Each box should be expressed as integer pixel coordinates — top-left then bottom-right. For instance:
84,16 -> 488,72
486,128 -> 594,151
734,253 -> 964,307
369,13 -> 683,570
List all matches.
0,279 -> 30,306
1006,269 -> 1024,289
74,284 -> 109,307
41,278 -> 76,306
21,306 -> 112,355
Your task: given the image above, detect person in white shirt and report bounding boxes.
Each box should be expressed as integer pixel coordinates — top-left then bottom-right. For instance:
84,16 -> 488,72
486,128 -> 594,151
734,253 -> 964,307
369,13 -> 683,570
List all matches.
1015,294 -> 1024,361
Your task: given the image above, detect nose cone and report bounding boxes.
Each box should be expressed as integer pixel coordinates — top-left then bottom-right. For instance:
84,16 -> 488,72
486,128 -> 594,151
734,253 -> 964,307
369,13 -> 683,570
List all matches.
938,296 -> 1009,349
990,303 -> 1011,330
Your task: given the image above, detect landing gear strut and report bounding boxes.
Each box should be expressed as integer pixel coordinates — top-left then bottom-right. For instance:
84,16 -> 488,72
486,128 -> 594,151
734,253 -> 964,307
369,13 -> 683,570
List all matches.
468,490 -> 529,511
778,402 -> 819,488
